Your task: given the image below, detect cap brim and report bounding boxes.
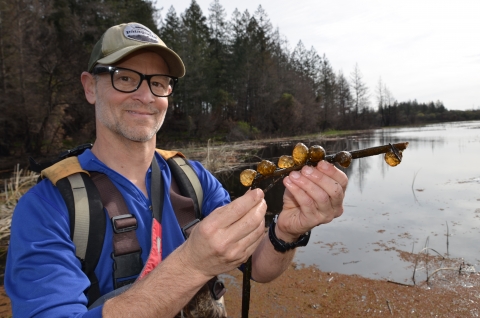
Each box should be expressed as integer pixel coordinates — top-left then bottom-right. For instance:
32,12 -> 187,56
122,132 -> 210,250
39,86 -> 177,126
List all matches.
96,44 -> 185,78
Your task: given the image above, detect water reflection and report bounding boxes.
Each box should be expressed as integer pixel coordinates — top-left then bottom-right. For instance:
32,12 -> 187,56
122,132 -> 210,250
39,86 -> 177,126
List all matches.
216,121 -> 480,283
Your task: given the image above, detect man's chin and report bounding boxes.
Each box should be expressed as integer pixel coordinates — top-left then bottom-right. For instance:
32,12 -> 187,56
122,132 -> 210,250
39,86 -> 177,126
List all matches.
119,130 -> 158,143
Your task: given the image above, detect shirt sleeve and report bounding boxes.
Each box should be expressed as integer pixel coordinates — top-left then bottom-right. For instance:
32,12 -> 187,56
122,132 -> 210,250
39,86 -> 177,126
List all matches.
4,181 -> 103,318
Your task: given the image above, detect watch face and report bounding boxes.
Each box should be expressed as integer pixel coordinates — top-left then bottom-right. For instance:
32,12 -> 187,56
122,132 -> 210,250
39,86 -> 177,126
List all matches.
296,231 -> 311,247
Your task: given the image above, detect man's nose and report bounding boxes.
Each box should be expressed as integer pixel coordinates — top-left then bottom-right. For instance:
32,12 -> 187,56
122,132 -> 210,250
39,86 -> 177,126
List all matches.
133,79 -> 156,103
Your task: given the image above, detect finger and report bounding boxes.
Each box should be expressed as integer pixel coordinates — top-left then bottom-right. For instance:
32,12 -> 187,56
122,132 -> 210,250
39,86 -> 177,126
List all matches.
301,164 -> 346,211
284,169 -> 344,223
186,198 -> 266,272
204,202 -> 266,269
234,223 -> 266,265
201,194 -> 266,254
227,197 -> 267,245
284,172 -> 333,219
315,161 -> 348,192
212,188 -> 265,228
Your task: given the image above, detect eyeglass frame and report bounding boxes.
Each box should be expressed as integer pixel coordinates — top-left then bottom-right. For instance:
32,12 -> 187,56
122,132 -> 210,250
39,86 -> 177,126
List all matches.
91,66 -> 178,97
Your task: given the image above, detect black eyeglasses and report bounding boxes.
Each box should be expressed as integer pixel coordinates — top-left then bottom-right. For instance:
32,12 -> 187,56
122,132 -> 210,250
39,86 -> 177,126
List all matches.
92,66 -> 178,97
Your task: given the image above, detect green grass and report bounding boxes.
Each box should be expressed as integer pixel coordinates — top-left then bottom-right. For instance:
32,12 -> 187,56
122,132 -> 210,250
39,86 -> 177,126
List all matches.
321,129 -> 357,136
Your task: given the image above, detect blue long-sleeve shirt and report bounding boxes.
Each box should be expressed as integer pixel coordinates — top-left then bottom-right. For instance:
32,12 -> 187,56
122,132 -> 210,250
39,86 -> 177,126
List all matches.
5,149 -> 230,317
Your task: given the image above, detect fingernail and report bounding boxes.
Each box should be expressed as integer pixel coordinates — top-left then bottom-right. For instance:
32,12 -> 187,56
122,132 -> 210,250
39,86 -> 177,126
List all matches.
291,171 -> 301,179
303,166 -> 313,175
284,176 -> 292,185
319,161 -> 330,171
254,188 -> 264,197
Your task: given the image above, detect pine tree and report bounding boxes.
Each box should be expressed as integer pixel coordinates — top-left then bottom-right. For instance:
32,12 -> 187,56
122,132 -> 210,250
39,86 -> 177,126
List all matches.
206,0 -> 232,120
336,71 -> 352,128
179,0 -> 211,136
159,6 -> 182,51
350,63 -> 369,123
317,55 -> 336,131
229,9 -> 251,123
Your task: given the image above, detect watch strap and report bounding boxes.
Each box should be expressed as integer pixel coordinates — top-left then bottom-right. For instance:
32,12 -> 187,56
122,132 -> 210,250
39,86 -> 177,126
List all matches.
268,215 -> 311,253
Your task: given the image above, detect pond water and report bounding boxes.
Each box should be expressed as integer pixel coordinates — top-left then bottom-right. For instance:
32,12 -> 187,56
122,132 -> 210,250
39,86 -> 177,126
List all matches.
217,120 -> 480,283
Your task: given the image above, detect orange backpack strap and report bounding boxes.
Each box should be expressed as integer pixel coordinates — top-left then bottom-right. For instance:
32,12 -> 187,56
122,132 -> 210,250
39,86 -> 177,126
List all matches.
155,149 -> 186,160
41,150 -> 180,183
40,156 -> 89,185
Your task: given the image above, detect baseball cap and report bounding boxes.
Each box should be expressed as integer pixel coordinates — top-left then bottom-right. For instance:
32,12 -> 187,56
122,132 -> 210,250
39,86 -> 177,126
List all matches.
88,22 -> 185,77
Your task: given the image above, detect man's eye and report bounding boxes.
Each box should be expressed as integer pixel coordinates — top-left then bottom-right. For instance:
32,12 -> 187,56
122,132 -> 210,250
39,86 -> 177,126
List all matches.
151,81 -> 165,88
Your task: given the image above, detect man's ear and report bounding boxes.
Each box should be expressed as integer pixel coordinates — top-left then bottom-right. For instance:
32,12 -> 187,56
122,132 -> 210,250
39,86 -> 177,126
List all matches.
81,71 -> 96,105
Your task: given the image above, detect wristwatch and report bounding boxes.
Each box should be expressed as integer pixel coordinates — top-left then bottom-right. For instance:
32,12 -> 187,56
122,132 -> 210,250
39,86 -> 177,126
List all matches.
268,214 -> 311,253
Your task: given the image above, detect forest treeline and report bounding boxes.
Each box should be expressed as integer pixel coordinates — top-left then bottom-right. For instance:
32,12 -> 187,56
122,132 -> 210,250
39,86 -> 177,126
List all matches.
1,0 -> 479,158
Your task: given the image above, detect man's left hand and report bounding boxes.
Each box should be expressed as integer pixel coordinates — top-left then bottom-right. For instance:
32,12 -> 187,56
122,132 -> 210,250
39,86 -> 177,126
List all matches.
276,160 -> 348,242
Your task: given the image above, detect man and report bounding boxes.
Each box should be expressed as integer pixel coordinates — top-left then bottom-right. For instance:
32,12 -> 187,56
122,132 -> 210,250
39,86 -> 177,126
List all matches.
5,22 -> 348,317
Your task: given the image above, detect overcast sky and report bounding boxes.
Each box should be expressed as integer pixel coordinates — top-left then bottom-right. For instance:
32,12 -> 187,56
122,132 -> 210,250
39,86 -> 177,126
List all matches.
159,0 -> 480,111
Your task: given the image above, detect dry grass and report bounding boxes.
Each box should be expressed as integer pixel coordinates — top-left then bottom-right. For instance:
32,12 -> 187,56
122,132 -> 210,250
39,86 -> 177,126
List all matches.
176,139 -> 262,174
0,164 -> 38,242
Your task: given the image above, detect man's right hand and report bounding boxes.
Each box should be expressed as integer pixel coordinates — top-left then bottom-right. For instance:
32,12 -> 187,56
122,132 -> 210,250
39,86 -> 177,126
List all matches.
104,189 -> 267,317
181,188 -> 267,278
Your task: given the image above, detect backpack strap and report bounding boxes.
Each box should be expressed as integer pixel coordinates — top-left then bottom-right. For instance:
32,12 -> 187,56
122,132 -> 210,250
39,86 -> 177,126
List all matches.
170,156 -> 203,217
167,156 -> 203,238
157,149 -> 203,225
54,171 -> 105,306
41,156 -> 90,185
39,156 -> 139,304
90,172 -> 144,290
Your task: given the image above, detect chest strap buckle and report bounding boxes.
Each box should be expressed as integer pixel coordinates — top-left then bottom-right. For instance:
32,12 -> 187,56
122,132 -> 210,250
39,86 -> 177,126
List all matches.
111,214 -> 138,234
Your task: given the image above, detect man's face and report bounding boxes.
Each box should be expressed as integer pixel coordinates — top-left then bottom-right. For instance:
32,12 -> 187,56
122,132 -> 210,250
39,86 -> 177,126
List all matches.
93,50 -> 170,143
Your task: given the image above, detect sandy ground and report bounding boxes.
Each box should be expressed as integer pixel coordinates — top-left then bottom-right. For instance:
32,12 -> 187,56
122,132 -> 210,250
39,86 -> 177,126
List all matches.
0,287 -> 10,318
223,263 -> 480,317
1,262 -> 479,317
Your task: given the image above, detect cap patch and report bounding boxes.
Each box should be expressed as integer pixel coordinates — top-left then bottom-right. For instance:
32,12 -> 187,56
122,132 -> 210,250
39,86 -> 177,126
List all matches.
124,23 -> 158,44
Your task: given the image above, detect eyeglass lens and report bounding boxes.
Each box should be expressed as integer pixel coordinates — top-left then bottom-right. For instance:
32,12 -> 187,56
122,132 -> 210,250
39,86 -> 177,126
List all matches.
112,68 -> 174,97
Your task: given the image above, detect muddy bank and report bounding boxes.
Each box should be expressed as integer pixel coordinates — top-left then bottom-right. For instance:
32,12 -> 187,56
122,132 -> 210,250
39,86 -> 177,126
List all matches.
0,262 -> 478,317
223,263 -> 480,317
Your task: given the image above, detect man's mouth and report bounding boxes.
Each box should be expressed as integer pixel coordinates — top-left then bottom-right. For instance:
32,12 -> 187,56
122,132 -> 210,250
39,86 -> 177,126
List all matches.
126,110 -> 155,116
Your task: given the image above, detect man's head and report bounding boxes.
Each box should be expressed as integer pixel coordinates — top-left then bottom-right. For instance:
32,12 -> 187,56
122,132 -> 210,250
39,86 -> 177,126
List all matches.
81,23 -> 184,145
88,22 -> 185,77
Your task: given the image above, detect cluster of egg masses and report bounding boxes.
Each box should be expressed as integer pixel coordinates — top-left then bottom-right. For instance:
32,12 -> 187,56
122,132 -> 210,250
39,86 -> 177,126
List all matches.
240,143 -> 340,187
240,142 -> 403,187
